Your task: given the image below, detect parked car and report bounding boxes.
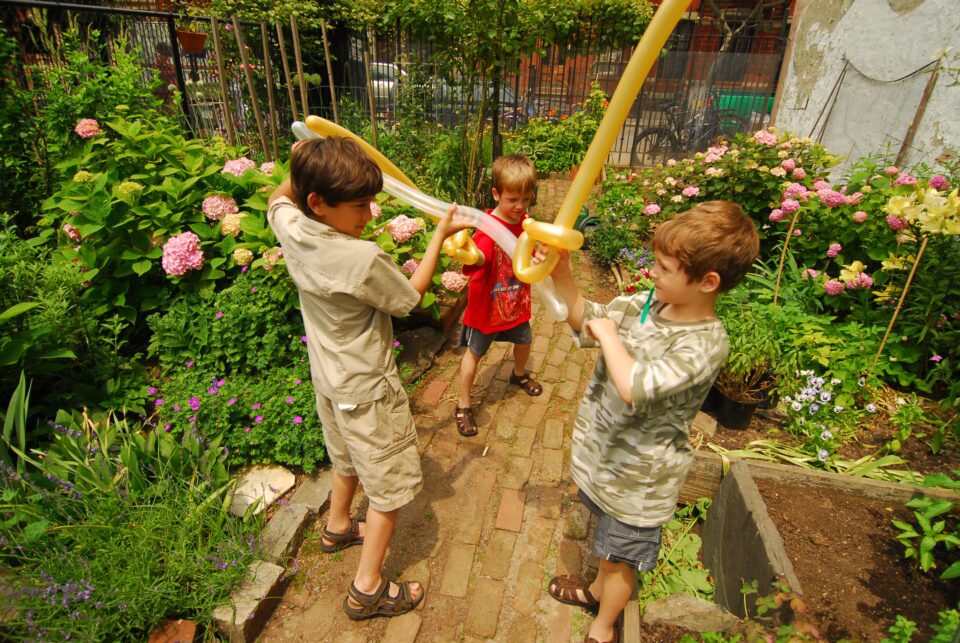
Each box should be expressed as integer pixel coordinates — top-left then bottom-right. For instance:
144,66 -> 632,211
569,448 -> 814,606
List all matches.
433,80 -> 535,129
369,62 -> 406,114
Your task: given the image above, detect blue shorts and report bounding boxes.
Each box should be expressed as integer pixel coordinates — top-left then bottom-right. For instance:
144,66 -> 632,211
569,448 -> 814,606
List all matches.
458,321 -> 532,357
579,490 -> 662,571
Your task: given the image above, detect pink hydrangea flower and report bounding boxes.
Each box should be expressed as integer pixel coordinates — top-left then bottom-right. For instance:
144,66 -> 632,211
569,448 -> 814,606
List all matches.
781,158 -> 796,172
222,157 -> 256,177
643,203 -> 661,215
441,271 -> 469,292
783,183 -> 806,199
62,223 -> 82,242
202,194 -> 238,221
929,174 -> 951,190
823,280 -> 845,296
259,161 -> 276,175
816,189 -> 846,208
884,165 -> 899,175
793,228 -> 802,237
753,130 -> 778,146
780,199 -> 800,214
386,215 -> 424,242
792,167 -> 807,180
802,268 -> 820,281
893,173 -> 917,186
161,231 -> 205,276
666,159 -> 677,167
886,214 -> 907,231
681,186 -> 700,198
826,243 -> 842,258
852,210 -> 868,223
813,180 -> 831,191
845,272 -> 873,289
845,192 -> 864,205
370,202 -> 382,219
74,119 -> 102,138
768,209 -> 784,222
401,258 -> 420,274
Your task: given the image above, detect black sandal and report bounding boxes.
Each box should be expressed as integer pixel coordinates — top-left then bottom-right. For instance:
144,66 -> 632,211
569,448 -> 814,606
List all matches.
343,578 -> 424,620
455,406 -> 478,437
510,372 -> 543,396
319,517 -> 364,553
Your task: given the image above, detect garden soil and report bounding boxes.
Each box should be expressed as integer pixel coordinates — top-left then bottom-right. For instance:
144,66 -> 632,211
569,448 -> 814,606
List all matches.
757,479 -> 958,641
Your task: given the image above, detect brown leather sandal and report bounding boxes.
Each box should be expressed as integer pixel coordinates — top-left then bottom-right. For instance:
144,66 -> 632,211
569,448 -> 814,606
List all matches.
455,406 -> 478,437
584,630 -> 619,643
343,578 -> 424,620
319,517 -> 364,553
548,575 -> 600,613
510,372 -> 543,396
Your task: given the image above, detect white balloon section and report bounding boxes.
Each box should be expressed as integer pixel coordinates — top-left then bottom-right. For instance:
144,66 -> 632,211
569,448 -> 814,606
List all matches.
291,121 -> 568,320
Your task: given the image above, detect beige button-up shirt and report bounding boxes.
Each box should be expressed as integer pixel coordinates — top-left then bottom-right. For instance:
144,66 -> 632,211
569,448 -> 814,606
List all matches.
268,197 -> 421,404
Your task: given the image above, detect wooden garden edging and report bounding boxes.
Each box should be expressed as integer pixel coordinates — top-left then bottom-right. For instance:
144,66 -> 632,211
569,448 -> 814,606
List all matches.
679,449 -> 960,506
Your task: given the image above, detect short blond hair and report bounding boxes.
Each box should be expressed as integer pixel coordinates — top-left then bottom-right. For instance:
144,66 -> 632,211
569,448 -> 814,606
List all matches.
652,201 -> 759,292
492,154 -> 536,194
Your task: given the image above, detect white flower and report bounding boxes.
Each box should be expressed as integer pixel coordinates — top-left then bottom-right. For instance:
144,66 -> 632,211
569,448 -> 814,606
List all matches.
818,449 -> 829,462
791,401 -> 802,411
819,391 -> 832,403
783,395 -> 792,404
834,405 -> 845,413
820,430 -> 833,441
857,376 -> 867,387
797,417 -> 805,426
830,378 -> 841,386
866,403 -> 877,413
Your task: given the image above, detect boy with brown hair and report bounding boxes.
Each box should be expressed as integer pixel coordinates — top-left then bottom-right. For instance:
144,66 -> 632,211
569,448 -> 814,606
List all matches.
455,154 -> 542,437
545,201 -> 759,643
268,136 -> 468,619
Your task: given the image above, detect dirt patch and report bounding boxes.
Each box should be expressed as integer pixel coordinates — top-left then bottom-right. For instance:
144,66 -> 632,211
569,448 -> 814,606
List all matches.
756,479 -> 958,641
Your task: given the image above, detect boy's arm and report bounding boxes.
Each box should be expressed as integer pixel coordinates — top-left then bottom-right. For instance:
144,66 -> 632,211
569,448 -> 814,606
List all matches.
585,318 -> 635,403
549,251 -> 586,332
268,178 -> 294,207
409,203 -> 470,298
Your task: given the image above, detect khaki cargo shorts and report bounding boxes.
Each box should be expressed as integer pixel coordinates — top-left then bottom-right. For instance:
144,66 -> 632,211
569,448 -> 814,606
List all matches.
315,378 -> 423,512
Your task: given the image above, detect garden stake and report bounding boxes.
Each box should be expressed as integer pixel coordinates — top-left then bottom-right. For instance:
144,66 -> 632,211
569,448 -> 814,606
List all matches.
363,50 -> 379,149
260,22 -> 279,159
321,19 -> 340,125
232,17 -> 270,159
290,15 -> 309,119
896,60 -> 940,166
772,208 -> 802,306
209,17 -> 236,146
275,22 -> 298,121
871,236 -> 929,373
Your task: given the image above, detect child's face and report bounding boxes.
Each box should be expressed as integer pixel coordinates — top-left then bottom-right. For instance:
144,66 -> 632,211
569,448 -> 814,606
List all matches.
309,194 -> 376,238
648,252 -> 705,305
493,187 -> 533,221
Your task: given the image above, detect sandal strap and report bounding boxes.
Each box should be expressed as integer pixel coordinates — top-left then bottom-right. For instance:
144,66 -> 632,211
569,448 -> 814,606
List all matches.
348,579 -> 418,615
322,517 -> 360,542
348,578 -> 390,613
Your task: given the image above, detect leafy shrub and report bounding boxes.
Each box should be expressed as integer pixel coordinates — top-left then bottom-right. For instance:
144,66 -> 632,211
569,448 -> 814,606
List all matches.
149,362 -> 326,471
148,264 -> 303,374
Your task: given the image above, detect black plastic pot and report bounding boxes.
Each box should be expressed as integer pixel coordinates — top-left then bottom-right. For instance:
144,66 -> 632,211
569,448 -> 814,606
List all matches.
700,383 -> 722,413
717,391 -> 759,430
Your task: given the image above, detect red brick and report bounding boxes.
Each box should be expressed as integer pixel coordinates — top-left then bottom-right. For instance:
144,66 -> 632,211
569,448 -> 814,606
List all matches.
149,620 -> 197,643
495,489 -> 526,532
421,380 -> 448,407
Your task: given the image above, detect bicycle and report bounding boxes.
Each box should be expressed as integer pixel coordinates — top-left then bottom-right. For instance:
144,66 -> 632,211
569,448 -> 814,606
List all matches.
630,90 -> 750,167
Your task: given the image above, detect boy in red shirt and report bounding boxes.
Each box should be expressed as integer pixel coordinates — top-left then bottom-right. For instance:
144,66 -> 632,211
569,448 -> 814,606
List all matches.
456,154 -> 542,437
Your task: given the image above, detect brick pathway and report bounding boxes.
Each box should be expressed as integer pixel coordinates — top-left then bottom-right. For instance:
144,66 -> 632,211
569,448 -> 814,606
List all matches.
259,180 -> 613,642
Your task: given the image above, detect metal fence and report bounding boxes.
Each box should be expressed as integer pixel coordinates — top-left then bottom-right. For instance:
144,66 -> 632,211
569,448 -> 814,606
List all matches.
2,0 -> 791,166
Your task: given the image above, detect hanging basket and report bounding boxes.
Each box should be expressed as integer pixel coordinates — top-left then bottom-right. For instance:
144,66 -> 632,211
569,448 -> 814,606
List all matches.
176,30 -> 207,55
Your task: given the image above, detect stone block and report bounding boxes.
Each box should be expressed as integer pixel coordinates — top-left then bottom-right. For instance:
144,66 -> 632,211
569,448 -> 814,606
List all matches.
563,503 -> 591,540
495,489 -> 526,532
692,411 -> 718,437
212,561 -> 287,642
642,592 -> 740,632
260,504 -> 315,565
481,529 -> 518,580
382,612 -> 422,643
543,419 -> 564,449
230,466 -> 295,516
466,579 -> 505,638
421,380 -> 448,408
289,469 -> 331,513
149,619 -> 197,643
440,543 -> 477,597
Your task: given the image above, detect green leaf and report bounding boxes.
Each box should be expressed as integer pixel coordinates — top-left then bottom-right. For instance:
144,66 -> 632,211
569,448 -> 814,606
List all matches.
132,259 -> 153,276
22,520 -> 50,542
0,302 -> 39,323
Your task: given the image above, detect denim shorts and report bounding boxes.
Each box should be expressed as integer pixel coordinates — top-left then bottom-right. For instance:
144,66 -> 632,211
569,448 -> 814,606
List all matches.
458,321 -> 532,357
579,490 -> 662,571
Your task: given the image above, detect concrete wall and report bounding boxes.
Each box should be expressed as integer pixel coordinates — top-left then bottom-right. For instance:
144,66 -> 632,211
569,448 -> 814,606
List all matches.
773,0 -> 960,173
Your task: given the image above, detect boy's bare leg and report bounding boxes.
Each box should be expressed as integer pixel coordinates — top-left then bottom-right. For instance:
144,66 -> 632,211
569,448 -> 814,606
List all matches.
512,342 -> 531,376
459,348 -> 482,408
587,559 -> 635,642
349,506 -> 422,603
323,471 -> 365,543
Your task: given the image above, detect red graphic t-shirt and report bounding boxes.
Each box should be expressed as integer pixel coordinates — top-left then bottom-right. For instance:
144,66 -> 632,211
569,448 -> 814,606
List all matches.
461,210 -> 532,334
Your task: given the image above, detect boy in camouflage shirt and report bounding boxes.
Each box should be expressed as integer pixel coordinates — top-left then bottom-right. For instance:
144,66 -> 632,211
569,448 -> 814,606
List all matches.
546,201 -> 759,643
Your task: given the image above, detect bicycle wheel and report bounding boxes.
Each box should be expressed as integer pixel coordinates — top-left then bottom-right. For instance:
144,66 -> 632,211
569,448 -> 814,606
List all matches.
630,127 -> 680,167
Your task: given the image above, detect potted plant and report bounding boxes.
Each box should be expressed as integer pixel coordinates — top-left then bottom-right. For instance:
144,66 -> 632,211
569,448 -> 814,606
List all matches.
175,27 -> 207,55
715,300 -> 780,429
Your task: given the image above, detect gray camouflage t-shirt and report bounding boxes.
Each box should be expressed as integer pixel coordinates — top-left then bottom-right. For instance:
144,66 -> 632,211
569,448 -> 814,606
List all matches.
571,291 -> 728,527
